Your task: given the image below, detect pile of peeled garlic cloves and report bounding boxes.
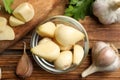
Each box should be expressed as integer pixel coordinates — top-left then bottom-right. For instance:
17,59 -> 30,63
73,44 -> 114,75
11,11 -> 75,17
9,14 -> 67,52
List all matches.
16,42 -> 33,78
81,41 -> 120,77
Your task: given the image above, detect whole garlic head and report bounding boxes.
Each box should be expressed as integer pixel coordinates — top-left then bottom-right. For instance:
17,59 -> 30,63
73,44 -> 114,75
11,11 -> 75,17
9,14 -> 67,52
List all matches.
81,41 -> 120,78
93,0 -> 120,24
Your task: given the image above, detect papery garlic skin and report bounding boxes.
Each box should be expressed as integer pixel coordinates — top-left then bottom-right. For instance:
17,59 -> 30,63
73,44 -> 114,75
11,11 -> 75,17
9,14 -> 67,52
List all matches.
93,0 -> 120,24
16,42 -> 33,78
92,41 -> 108,56
92,42 -> 119,67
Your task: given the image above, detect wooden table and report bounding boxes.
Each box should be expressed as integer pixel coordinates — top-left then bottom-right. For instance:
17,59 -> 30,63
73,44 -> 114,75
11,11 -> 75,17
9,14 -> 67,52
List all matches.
1,16 -> 120,80
0,0 -> 120,79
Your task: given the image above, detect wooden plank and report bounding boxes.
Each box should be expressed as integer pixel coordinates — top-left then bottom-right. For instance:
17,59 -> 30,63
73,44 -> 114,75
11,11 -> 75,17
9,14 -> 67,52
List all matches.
79,16 -> 120,49
1,51 -> 120,79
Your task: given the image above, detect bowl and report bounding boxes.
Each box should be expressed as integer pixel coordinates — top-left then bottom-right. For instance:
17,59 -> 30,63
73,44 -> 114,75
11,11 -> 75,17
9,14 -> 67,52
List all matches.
30,15 -> 89,74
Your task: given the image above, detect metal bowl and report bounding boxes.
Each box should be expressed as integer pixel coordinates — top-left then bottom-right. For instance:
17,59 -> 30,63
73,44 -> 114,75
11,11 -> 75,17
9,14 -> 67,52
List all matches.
30,15 -> 89,74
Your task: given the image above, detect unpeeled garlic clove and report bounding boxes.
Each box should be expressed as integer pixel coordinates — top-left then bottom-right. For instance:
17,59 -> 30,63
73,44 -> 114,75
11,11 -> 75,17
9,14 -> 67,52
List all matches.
81,41 -> 120,78
16,42 -> 33,78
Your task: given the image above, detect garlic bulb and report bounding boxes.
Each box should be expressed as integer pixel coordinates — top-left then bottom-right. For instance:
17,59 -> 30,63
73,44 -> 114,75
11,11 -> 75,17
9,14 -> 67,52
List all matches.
81,41 -> 120,77
93,0 -> 120,24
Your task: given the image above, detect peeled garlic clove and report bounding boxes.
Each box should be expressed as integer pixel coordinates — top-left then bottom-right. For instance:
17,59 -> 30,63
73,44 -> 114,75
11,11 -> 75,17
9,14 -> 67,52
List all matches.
54,51 -> 72,70
31,38 -> 60,62
38,37 -> 52,44
0,17 -> 7,32
73,45 -> 84,65
9,16 -> 25,27
52,38 -> 72,51
13,2 -> 34,22
55,24 -> 85,46
0,25 -> 15,40
36,22 -> 56,38
59,44 -> 72,51
0,17 -> 7,26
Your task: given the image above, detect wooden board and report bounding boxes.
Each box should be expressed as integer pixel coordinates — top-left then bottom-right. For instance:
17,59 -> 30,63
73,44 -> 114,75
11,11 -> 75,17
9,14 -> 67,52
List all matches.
0,0 -> 61,53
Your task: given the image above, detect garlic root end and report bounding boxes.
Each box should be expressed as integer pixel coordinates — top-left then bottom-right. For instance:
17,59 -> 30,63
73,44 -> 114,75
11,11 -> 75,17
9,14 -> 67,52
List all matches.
81,64 -> 98,78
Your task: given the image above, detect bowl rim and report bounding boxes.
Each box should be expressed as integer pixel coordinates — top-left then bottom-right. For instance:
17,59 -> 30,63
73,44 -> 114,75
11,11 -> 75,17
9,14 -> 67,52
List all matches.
30,15 -> 89,74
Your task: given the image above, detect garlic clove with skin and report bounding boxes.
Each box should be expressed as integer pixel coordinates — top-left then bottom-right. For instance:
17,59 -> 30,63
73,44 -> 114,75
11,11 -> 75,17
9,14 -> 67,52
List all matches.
16,42 -> 33,78
81,41 -> 120,78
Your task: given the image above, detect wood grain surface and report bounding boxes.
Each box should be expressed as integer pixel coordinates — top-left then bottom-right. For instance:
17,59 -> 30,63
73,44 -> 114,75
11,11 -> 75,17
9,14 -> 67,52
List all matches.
1,29 -> 120,80
79,16 -> 120,49
0,0 -> 120,80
